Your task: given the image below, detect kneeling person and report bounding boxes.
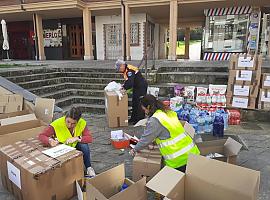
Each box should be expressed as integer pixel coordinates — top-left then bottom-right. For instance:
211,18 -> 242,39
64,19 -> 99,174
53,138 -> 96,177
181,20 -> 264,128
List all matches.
39,107 -> 95,177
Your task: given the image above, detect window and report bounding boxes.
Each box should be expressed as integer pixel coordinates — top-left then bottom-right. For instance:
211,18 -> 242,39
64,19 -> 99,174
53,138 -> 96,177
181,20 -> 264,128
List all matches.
130,23 -> 140,46
204,14 -> 249,52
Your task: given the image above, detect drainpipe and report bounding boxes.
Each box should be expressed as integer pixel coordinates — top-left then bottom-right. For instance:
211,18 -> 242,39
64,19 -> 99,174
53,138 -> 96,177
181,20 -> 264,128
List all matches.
121,0 -> 126,61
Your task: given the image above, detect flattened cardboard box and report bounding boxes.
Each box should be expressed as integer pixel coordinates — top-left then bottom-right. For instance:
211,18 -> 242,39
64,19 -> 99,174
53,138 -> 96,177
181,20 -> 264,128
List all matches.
226,95 -> 256,109
229,54 -> 262,71
133,148 -> 162,182
261,73 -> 270,89
0,138 -> 84,200
104,91 -> 128,128
228,69 -> 261,86
146,154 -> 260,200
77,164 -> 147,200
258,88 -> 270,110
196,137 -> 242,164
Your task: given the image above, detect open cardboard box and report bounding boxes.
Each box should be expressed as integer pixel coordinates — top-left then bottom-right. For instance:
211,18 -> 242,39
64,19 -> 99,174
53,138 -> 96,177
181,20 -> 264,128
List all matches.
77,164 -> 147,200
196,137 -> 242,164
147,154 -> 260,200
133,148 -> 162,182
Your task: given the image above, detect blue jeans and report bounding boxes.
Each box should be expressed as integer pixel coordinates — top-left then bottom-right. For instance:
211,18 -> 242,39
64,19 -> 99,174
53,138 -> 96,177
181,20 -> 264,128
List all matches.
76,143 -> 91,169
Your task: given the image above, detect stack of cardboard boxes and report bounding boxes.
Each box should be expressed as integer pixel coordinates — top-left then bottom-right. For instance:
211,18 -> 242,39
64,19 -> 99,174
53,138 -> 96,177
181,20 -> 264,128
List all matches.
227,55 -> 262,109
258,73 -> 270,110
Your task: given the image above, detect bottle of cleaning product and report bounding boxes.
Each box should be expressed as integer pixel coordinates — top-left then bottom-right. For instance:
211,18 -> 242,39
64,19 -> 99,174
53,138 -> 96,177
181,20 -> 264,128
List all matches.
213,113 -> 224,137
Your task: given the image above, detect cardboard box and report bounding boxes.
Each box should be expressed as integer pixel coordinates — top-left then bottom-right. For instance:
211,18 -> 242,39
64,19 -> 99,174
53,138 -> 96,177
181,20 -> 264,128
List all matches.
146,154 -> 260,200
228,69 -> 261,86
105,91 -> 128,128
0,138 -> 84,200
0,113 -> 37,126
0,120 -> 46,147
226,84 -> 259,98
0,109 -> 31,120
34,98 -> 55,124
77,164 -> 147,200
196,137 -> 242,164
0,94 -> 23,114
226,95 -> 256,109
229,54 -> 262,71
258,89 -> 270,110
133,148 -> 162,182
261,73 -> 270,89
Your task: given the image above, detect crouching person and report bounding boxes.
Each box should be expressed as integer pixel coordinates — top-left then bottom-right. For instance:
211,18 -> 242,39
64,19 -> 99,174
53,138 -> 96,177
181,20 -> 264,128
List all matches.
39,107 -> 96,177
130,95 -> 200,172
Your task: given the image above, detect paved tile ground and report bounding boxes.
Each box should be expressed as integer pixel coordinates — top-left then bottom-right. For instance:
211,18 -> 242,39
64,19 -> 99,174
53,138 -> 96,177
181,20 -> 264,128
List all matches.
0,114 -> 270,200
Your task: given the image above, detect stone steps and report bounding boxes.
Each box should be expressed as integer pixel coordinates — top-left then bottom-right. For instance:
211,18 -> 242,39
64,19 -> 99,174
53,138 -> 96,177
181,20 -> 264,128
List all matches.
156,71 -> 228,84
41,89 -> 105,99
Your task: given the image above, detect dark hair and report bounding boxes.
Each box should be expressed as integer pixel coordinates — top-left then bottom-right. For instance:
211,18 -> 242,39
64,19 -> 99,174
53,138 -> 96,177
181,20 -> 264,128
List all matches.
140,94 -> 168,117
65,107 -> 82,121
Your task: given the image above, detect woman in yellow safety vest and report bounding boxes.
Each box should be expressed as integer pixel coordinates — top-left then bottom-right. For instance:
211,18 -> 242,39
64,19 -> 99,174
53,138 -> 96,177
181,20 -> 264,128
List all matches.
39,107 -> 95,177
130,94 -> 200,172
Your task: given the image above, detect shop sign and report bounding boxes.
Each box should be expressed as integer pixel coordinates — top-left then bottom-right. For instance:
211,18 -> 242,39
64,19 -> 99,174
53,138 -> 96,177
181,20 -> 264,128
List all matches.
43,29 -> 62,47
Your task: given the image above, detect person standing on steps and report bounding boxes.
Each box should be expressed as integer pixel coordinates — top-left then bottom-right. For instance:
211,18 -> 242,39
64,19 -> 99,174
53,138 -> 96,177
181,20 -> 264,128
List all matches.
115,59 -> 148,125
38,107 -> 96,177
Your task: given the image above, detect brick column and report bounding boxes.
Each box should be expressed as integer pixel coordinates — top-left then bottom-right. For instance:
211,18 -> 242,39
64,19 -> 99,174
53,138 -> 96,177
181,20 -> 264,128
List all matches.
168,0 -> 178,61
83,8 -> 94,60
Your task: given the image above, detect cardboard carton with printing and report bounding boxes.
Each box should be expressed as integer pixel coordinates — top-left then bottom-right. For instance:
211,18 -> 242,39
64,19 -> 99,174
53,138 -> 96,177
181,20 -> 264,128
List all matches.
0,94 -> 23,114
0,138 -> 84,200
196,137 -> 242,164
132,148 -> 162,182
77,164 -> 147,200
227,69 -> 261,86
229,54 -> 262,71
261,73 -> 270,89
258,88 -> 270,110
226,95 -> 256,109
105,91 -> 128,128
226,84 -> 259,98
146,154 -> 260,200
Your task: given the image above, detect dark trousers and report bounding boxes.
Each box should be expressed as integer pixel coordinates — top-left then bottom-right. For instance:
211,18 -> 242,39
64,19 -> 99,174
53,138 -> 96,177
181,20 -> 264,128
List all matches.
76,143 -> 91,169
175,165 -> 186,173
130,87 -> 147,123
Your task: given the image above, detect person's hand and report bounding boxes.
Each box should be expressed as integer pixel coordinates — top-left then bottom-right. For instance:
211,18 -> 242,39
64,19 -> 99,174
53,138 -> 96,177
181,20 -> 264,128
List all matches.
49,138 -> 59,147
148,144 -> 155,150
129,149 -> 137,157
65,137 -> 79,144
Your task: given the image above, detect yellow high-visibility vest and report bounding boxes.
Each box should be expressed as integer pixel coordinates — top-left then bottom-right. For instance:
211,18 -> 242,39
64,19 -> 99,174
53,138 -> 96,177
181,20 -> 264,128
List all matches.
153,110 -> 200,168
51,116 -> 86,147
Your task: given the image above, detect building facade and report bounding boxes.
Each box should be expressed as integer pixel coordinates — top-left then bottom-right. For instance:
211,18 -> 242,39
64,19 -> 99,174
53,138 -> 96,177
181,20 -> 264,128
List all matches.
0,0 -> 269,61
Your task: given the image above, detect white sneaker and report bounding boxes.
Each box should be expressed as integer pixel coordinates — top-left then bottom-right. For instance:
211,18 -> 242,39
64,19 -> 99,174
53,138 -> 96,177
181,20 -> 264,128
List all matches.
86,167 -> 96,177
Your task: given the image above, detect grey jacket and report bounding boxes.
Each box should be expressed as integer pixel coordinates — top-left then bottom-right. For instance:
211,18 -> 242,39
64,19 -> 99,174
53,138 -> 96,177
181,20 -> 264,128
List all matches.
134,117 -> 171,151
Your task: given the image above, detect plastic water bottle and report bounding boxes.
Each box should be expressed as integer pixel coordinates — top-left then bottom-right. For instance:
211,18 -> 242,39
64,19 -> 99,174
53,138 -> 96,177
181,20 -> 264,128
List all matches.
204,113 -> 213,133
213,113 -> 224,137
189,114 -> 198,133
197,113 -> 205,134
222,110 -> 229,130
120,183 -> 129,192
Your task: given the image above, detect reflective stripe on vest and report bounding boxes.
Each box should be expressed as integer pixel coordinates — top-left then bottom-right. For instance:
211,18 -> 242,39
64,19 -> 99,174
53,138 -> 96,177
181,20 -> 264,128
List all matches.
157,132 -> 187,148
123,64 -> 139,80
51,116 -> 86,148
153,110 -> 200,168
163,143 -> 195,160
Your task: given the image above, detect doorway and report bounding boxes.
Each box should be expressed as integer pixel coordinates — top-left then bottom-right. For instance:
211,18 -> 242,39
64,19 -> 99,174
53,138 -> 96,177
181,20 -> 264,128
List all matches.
68,24 -> 84,59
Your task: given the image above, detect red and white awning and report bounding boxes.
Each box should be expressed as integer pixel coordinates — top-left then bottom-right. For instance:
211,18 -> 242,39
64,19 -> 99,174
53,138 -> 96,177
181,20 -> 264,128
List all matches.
204,6 -> 252,16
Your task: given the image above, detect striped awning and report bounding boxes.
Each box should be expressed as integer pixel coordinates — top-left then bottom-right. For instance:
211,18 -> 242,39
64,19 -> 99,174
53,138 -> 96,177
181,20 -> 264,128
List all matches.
204,6 -> 252,16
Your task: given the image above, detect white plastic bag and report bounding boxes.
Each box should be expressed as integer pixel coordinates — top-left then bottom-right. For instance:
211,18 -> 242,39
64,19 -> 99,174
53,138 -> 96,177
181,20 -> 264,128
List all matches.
104,81 -> 123,100
147,87 -> 160,98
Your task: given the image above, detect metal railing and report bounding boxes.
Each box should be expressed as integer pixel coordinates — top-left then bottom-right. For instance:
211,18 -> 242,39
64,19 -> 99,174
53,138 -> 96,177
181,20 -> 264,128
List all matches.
138,41 -> 155,80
